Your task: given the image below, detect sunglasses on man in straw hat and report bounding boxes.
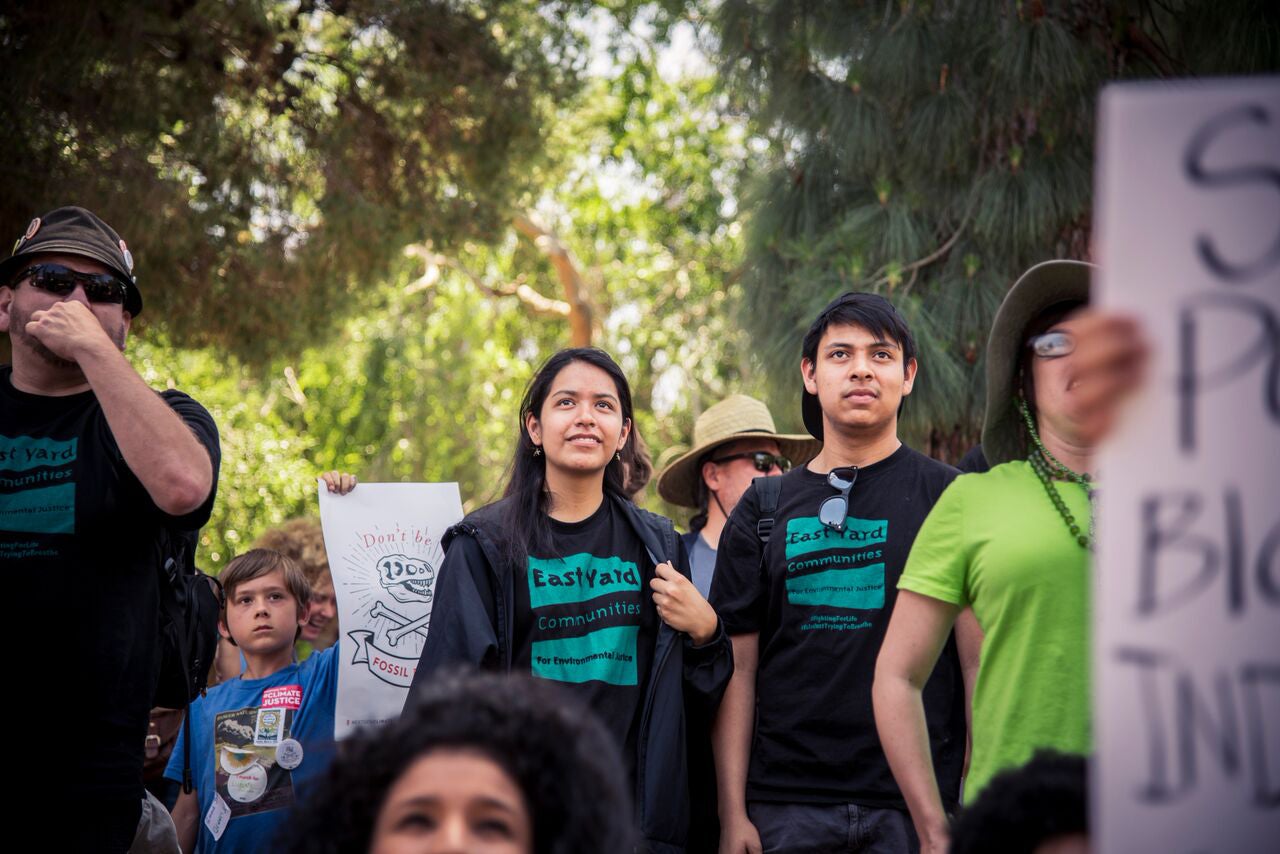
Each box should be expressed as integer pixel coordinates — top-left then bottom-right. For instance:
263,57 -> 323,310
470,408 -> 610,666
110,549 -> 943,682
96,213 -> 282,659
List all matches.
656,395 -> 819,509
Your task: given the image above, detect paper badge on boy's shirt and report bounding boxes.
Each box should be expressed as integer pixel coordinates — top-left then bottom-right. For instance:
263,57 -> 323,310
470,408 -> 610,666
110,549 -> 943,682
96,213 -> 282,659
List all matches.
214,704 -> 298,817
275,738 -> 304,770
254,708 -> 284,746
204,792 -> 231,841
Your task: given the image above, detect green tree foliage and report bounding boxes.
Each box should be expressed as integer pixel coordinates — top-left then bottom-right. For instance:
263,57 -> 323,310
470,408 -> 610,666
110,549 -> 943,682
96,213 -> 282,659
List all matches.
473,54 -> 768,459
389,15 -> 767,522
0,0 -> 591,357
105,10 -> 755,570
712,0 -> 1280,457
129,276 -> 559,569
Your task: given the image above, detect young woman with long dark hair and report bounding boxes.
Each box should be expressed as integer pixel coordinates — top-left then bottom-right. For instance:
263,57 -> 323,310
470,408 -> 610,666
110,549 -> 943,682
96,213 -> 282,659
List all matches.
408,347 -> 733,853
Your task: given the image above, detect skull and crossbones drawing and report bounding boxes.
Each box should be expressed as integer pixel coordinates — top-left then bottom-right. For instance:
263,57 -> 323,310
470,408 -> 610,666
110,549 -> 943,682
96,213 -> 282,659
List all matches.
369,553 -> 435,647
370,601 -> 431,647
377,553 -> 435,604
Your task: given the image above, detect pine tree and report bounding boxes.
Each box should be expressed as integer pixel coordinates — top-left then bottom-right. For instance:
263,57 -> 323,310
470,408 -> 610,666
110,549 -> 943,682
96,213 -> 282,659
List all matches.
713,0 -> 1280,458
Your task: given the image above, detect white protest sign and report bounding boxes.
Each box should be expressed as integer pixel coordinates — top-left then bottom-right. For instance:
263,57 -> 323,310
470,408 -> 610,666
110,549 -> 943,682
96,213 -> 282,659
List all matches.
1094,76 -> 1280,851
318,482 -> 463,738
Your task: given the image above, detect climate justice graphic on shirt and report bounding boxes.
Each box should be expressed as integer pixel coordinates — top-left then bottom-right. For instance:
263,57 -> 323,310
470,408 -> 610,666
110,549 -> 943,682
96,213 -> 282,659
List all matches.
319,482 -> 463,738
0,436 -> 77,536
527,552 -> 643,686
783,515 -> 888,618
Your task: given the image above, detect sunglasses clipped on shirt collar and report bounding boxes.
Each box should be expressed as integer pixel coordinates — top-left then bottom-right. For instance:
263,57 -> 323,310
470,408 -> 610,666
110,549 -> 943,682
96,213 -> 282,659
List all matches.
15,262 -> 129,305
818,466 -> 859,532
710,451 -> 792,474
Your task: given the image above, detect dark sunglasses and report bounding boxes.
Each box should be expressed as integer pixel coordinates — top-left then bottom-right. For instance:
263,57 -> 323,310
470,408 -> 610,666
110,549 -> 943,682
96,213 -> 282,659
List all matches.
16,263 -> 128,305
818,466 -> 859,532
711,451 -> 792,474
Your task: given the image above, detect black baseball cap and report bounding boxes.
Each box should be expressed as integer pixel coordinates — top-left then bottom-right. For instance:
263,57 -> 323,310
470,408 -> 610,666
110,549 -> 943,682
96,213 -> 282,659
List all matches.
0,206 -> 142,316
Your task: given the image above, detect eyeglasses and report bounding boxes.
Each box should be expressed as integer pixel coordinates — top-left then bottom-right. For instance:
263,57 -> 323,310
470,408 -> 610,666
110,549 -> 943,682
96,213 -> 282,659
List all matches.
711,451 -> 792,474
1027,331 -> 1074,359
16,263 -> 128,305
818,466 -> 859,532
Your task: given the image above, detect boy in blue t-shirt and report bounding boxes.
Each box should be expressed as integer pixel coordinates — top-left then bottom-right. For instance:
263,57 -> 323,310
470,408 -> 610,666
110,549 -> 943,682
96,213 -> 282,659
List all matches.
167,549 -> 339,852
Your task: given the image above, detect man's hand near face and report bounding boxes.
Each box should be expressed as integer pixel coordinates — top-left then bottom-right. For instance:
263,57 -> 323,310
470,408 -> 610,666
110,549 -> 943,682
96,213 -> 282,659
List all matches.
7,283 -> 213,517
25,299 -> 125,363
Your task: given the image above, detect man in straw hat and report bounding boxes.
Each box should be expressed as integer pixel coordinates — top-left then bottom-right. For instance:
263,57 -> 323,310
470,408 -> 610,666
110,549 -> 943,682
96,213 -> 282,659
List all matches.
0,206 -> 220,852
711,293 -> 975,854
657,394 -> 818,597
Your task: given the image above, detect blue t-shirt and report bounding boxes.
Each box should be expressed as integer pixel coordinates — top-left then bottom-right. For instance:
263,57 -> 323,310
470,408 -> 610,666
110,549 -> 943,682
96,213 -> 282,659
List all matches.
165,646 -> 339,852
688,532 -> 717,598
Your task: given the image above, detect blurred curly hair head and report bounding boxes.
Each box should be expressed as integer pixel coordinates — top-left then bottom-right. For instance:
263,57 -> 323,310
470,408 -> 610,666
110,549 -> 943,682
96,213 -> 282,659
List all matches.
281,670 -> 637,854
949,750 -> 1087,854
253,518 -> 329,587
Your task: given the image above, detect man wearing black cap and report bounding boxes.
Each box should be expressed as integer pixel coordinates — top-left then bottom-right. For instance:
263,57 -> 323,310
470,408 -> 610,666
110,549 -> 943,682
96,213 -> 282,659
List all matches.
0,207 -> 220,852
710,293 -> 977,853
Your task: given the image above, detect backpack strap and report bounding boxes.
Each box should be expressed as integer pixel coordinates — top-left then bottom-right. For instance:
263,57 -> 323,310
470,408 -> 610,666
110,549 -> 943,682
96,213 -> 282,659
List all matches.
754,475 -> 783,544
182,706 -> 194,794
155,526 -> 221,794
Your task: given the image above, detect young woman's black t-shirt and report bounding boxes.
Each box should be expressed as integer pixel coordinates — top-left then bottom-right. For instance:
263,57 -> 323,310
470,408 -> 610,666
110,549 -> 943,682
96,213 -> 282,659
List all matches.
511,497 -> 658,770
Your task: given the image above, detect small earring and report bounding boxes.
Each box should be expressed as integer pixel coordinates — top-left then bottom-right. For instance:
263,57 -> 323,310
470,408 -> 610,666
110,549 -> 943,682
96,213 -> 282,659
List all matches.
533,446 -> 542,457
615,451 -> 622,462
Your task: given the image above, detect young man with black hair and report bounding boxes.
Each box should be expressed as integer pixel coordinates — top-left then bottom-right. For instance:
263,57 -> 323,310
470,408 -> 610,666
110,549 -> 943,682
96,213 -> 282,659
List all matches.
710,293 -> 978,853
0,207 -> 220,853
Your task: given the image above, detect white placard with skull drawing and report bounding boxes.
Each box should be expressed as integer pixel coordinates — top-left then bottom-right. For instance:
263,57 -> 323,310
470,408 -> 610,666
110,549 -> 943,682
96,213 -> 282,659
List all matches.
318,482 -> 464,738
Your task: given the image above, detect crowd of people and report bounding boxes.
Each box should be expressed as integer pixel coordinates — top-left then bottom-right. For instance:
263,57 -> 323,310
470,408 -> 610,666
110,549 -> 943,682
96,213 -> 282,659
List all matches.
0,205 -> 1143,853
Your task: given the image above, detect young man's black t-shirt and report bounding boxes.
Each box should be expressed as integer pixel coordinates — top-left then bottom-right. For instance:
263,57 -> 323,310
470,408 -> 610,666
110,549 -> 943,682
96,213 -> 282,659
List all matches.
511,497 -> 658,771
0,366 -> 220,799
709,444 -> 965,808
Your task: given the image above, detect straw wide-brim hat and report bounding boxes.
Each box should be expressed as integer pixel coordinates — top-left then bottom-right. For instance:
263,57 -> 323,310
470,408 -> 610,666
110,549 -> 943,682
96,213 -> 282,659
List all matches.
981,259 -> 1094,467
657,394 -> 820,508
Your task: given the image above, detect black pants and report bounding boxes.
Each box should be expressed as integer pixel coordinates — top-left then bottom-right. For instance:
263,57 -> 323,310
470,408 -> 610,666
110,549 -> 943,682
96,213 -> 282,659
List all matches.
748,800 -> 920,854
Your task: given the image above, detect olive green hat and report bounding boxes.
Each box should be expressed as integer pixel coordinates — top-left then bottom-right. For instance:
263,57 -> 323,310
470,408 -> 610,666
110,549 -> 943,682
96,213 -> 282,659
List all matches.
0,206 -> 142,315
981,260 -> 1094,466
657,395 -> 819,508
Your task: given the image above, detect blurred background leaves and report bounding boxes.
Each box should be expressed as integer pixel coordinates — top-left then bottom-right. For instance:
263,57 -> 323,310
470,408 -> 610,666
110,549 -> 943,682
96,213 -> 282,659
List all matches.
2,0 -> 1276,568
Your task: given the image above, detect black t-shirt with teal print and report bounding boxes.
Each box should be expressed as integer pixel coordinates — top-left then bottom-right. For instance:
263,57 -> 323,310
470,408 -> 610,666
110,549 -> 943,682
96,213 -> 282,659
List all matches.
0,366 -> 220,799
709,445 -> 965,808
512,497 -> 657,769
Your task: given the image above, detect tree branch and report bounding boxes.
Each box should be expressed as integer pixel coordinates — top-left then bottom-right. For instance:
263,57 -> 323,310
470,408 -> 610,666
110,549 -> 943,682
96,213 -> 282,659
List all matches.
869,191 -> 979,292
513,214 -> 593,347
403,244 -> 571,318
404,212 -> 594,344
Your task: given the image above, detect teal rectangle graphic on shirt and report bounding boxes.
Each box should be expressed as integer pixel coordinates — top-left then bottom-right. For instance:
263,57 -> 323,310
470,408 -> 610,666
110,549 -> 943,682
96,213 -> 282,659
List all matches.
784,516 -> 888,559
0,483 -> 75,534
527,553 -> 641,609
0,436 -> 78,473
785,564 -> 886,609
532,625 -> 640,685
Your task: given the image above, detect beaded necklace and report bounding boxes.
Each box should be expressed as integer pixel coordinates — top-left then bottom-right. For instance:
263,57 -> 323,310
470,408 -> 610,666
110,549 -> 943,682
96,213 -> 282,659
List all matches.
1017,397 -> 1094,550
